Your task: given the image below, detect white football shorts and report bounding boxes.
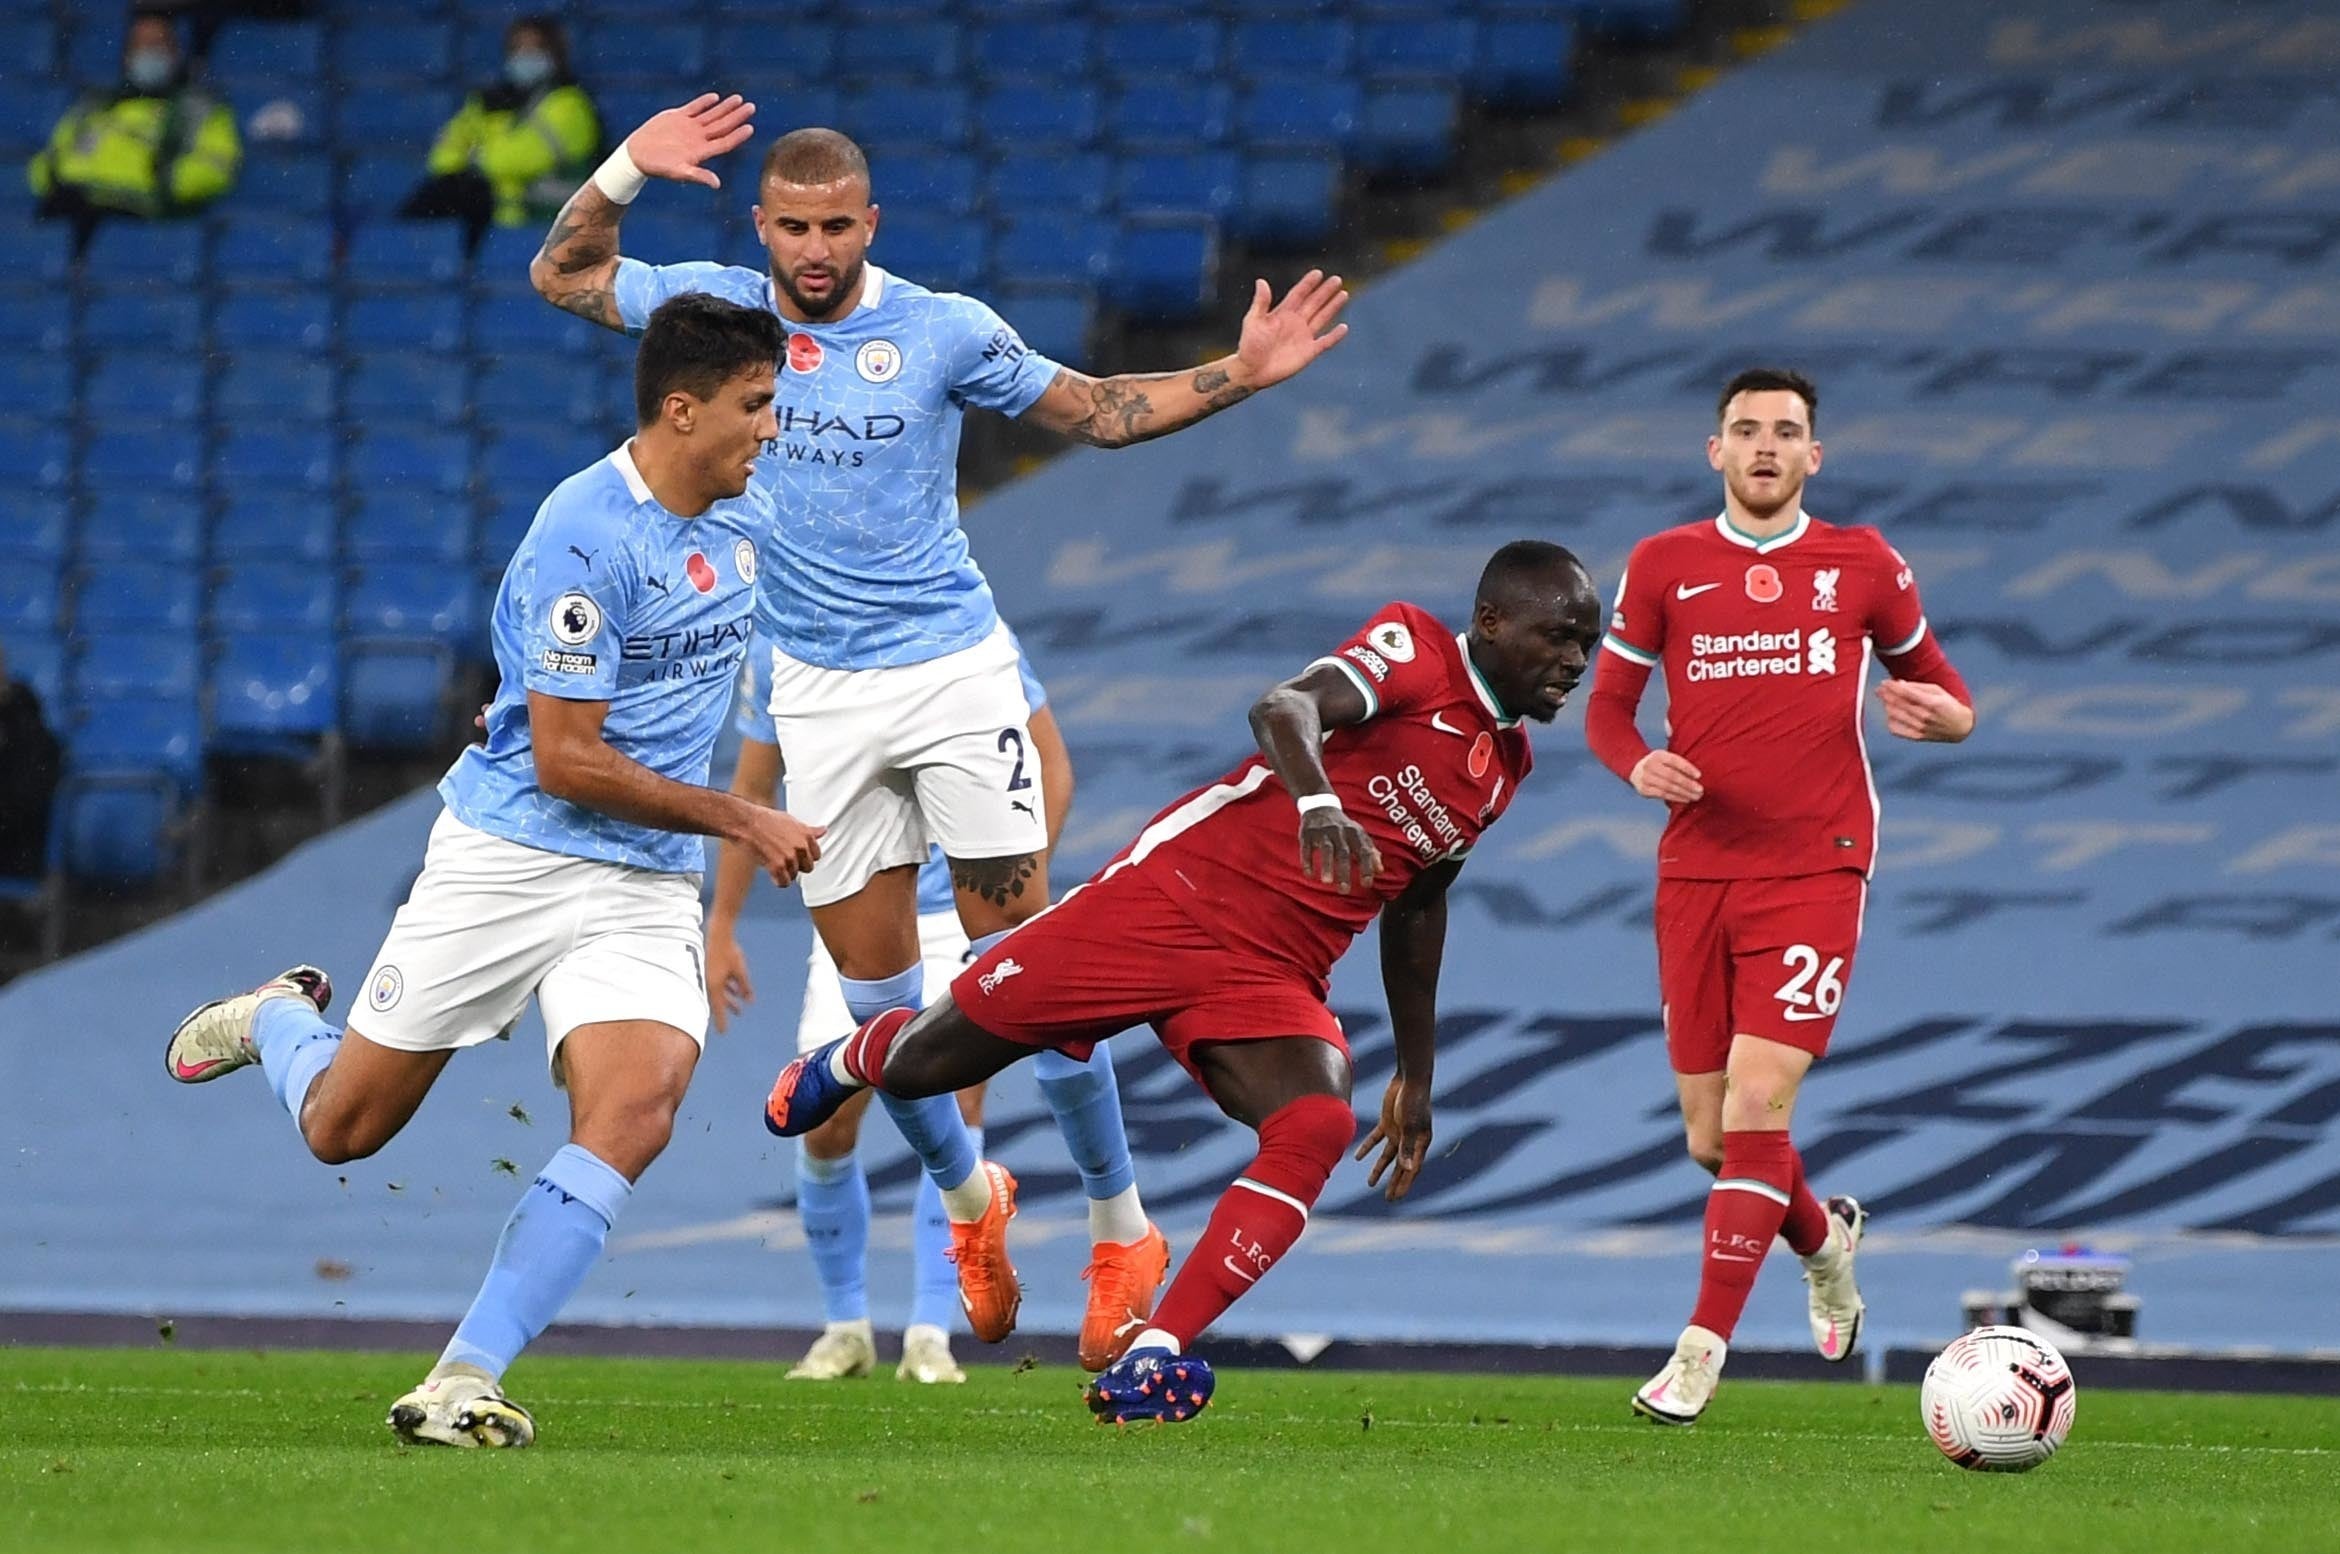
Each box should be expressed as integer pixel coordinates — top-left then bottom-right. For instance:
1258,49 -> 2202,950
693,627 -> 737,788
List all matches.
764,621 -> 1048,909
353,810 -> 710,1074
793,909 -> 975,1054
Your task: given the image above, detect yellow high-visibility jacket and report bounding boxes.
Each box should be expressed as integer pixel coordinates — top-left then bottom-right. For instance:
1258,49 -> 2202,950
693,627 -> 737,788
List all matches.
426,82 -> 599,227
28,87 -> 240,217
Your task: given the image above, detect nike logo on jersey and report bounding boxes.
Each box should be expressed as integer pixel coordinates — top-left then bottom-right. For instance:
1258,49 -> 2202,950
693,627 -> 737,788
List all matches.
1675,582 -> 1721,600
1782,1008 -> 1833,1023
1429,712 -> 1468,737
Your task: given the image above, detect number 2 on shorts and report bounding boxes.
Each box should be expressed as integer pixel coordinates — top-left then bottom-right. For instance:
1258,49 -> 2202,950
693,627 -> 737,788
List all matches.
997,728 -> 1032,792
1774,943 -> 1844,1018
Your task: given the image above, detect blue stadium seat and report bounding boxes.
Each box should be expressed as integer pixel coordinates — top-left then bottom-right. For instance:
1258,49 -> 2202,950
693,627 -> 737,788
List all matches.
1237,77 -> 1363,151
342,638 -> 455,750
69,631 -> 201,702
209,633 -> 340,747
990,284 -> 1093,368
76,493 -> 204,567
1098,17 -> 1221,80
345,490 -> 470,564
1360,14 -> 1477,79
1117,149 -> 1242,220
976,86 -> 1098,150
1108,79 -> 1233,146
709,22 -> 837,78
80,426 -> 202,492
473,351 -> 607,428
961,0 -> 1087,15
343,293 -> 466,354
212,292 -> 334,355
1,420 -> 70,491
0,559 -> 62,637
0,630 -> 64,710
207,19 -> 324,85
78,290 -> 203,352
345,563 -> 479,643
991,215 -> 1111,288
468,226 -> 543,294
1581,0 -> 1688,44
475,496 -> 537,566
839,85 -> 972,151
339,153 -> 417,215
1469,16 -> 1576,108
0,17 -> 55,78
578,21 -> 708,87
973,18 -> 1091,79
1104,217 -> 1216,322
473,292 -> 591,355
988,151 -> 1112,218
241,150 -> 334,214
212,214 -> 335,289
212,426 -> 338,492
64,19 -> 125,84
1359,82 -> 1463,177
332,93 -> 450,148
342,352 -> 468,426
871,213 -> 986,294
211,499 -> 333,566
81,221 -> 205,286
837,20 -> 961,79
84,354 -> 202,423
72,564 -> 201,634
619,208 -> 725,265
349,426 -> 472,497
330,20 -> 453,83
875,151 -> 981,218
480,427 -> 608,491
346,222 -> 468,289
0,77 -> 65,155
56,773 -> 183,881
0,496 -> 67,568
210,561 -> 336,636
0,292 -> 67,354
216,353 -> 335,424
1235,154 -> 1344,248
12,221 -> 73,288
0,356 -> 69,419
1232,17 -> 1357,75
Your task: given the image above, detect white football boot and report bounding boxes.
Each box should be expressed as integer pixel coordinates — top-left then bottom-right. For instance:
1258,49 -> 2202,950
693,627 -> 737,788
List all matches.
164,965 -> 333,1084
786,1319 -> 877,1380
387,1366 -> 536,1449
1632,1324 -> 1727,1425
895,1323 -> 967,1385
1802,1195 -> 1867,1363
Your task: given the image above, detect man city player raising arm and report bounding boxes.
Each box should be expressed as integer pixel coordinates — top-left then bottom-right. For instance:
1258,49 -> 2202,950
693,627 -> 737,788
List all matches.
163,296 -> 824,1449
527,95 -> 1349,1356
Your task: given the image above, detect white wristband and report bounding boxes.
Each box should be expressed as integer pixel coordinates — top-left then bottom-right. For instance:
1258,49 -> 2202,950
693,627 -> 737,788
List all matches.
1296,793 -> 1344,816
591,142 -> 647,205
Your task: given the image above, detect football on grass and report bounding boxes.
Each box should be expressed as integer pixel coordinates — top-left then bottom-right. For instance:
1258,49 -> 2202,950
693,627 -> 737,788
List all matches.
1921,1325 -> 2078,1472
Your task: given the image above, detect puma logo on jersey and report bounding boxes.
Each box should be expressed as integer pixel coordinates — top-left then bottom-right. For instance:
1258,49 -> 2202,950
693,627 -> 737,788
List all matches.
1675,582 -> 1721,600
1010,799 -> 1037,820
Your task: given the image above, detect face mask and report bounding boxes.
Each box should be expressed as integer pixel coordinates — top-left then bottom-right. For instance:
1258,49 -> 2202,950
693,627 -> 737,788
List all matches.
125,47 -> 175,92
504,50 -> 554,90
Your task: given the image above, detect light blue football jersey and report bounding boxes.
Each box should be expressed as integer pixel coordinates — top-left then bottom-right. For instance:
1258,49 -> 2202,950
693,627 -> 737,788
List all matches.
443,443 -> 765,874
732,628 -> 1050,916
611,259 -> 1061,672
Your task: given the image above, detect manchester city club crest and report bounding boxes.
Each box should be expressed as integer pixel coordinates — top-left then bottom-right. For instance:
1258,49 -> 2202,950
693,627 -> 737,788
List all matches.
734,537 -> 758,584
855,339 -> 903,383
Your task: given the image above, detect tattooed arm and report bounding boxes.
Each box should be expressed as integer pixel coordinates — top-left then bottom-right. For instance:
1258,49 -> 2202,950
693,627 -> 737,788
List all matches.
1019,269 -> 1352,448
528,182 -> 626,332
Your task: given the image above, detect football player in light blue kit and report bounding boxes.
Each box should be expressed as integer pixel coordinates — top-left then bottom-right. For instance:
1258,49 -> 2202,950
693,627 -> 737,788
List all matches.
163,295 -> 825,1449
708,630 -> 1144,1381
532,95 -> 1349,1357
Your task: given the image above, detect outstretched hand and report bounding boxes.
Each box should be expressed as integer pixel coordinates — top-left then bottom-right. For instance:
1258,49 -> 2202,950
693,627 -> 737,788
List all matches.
1235,270 -> 1351,389
1877,678 -> 1975,743
625,93 -> 757,189
1356,1075 -> 1432,1201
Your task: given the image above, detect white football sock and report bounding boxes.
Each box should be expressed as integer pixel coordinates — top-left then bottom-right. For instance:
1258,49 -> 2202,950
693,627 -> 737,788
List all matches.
1088,1185 -> 1149,1247
939,1164 -> 994,1223
1129,1327 -> 1180,1355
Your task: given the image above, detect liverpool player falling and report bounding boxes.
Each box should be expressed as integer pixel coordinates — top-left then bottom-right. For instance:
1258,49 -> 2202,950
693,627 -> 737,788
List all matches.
1588,368 -> 1975,1424
766,541 -> 1602,1424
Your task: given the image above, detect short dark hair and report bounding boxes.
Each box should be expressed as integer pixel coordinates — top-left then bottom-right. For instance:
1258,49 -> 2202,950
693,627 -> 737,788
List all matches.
1476,539 -> 1586,611
760,128 -> 870,194
1717,367 -> 1818,431
633,293 -> 785,425
503,15 -> 571,75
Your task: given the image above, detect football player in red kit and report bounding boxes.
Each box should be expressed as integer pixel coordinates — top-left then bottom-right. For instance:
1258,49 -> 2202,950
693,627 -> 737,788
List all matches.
1585,368 -> 1975,1425
766,541 -> 1602,1424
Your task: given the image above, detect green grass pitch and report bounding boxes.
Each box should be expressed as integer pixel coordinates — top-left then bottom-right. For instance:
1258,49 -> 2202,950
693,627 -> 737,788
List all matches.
4,1345 -> 2334,1553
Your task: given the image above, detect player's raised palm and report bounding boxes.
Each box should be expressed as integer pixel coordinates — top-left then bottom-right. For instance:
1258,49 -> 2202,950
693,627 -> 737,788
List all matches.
625,93 -> 757,190
1237,270 -> 1351,389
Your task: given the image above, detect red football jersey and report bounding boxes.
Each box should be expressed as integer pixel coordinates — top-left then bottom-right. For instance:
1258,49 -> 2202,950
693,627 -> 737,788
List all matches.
1101,602 -> 1534,985
1599,511 -> 1931,880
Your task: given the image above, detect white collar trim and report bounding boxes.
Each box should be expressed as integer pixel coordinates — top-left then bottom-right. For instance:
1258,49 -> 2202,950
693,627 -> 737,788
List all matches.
1456,633 -> 1520,729
776,264 -> 886,320
611,440 -> 654,506
1714,509 -> 1810,553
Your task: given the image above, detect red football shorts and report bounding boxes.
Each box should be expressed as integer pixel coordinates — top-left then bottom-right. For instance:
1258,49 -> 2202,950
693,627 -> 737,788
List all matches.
949,868 -> 1347,1083
1654,870 -> 1868,1073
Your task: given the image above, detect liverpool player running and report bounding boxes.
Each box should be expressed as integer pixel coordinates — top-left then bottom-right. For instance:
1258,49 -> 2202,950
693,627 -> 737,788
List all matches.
1586,369 -> 1975,1424
766,542 -> 1601,1424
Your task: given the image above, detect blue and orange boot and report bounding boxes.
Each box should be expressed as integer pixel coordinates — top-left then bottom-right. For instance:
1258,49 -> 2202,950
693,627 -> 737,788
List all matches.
1085,1347 -> 1215,1426
764,1038 -> 859,1137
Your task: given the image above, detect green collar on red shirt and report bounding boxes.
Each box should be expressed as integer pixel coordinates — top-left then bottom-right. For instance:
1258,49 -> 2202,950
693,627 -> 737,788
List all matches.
1714,509 -> 1811,553
1458,633 -> 1520,729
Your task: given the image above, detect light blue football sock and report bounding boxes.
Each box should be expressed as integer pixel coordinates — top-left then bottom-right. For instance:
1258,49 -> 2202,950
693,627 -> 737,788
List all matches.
910,1125 -> 980,1331
249,996 -> 341,1121
438,1143 -> 632,1381
796,1145 -> 870,1325
842,966 -> 977,1195
1033,1043 -> 1139,1203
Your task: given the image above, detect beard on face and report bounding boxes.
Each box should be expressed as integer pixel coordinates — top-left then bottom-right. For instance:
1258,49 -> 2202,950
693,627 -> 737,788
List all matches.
777,255 -> 861,321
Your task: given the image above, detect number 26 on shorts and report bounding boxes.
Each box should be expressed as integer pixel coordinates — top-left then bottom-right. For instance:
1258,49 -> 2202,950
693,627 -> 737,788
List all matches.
1774,944 -> 1844,1022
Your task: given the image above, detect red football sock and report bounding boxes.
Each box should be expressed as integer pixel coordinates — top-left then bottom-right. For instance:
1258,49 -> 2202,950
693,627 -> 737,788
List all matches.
1688,1130 -> 1797,1341
838,1007 -> 915,1087
1781,1149 -> 1829,1259
1151,1094 -> 1354,1348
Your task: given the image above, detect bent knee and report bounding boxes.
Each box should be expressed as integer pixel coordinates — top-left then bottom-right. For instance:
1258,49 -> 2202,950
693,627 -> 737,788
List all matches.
302,1118 -> 387,1165
1685,1132 -> 1724,1175
1264,1092 -> 1357,1163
